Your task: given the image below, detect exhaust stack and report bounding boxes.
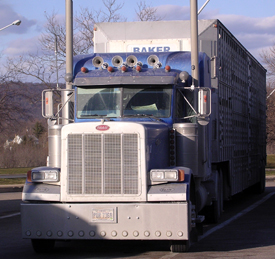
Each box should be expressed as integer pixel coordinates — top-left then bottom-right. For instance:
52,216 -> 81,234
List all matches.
190,0 -> 199,87
65,0 -> 73,89
63,0 -> 74,125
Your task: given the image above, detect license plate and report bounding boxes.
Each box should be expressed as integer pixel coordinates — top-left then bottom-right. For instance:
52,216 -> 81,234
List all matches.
92,208 -> 114,222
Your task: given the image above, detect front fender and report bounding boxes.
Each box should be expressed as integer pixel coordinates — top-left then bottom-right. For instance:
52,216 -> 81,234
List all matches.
147,167 -> 192,202
22,182 -> 60,201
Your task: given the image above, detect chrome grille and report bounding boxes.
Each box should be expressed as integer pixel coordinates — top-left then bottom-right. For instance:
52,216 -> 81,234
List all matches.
67,133 -> 139,195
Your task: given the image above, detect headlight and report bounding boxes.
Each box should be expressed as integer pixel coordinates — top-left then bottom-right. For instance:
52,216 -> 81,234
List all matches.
27,167 -> 60,183
150,169 -> 184,182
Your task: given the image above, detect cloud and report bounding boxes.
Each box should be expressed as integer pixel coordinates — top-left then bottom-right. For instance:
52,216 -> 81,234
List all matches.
156,5 -> 190,20
0,2 -> 37,35
3,36 -> 40,56
214,14 -> 275,35
155,5 -> 220,21
155,5 -> 275,62
210,14 -> 275,60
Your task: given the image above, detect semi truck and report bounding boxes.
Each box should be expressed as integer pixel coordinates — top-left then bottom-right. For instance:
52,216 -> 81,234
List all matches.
21,9 -> 266,253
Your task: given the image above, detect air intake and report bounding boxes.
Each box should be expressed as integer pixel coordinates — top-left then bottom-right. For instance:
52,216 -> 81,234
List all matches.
147,55 -> 159,67
92,56 -> 104,68
112,56 -> 123,67
126,55 -> 138,67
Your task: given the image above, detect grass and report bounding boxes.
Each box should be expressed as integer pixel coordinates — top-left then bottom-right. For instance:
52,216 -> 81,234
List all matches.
0,167 -> 30,185
266,154 -> 275,168
0,178 -> 26,185
0,167 -> 31,175
266,170 -> 275,176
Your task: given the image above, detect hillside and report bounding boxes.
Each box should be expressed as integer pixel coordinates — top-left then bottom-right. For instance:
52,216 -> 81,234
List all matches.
0,82 -> 65,140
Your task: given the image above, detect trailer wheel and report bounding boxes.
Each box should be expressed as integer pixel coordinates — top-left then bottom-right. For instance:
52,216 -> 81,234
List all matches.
170,240 -> 190,253
251,165 -> 265,194
31,239 -> 55,253
212,170 -> 223,223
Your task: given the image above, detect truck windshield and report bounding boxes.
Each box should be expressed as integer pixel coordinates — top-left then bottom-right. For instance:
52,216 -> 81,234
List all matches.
77,86 -> 172,118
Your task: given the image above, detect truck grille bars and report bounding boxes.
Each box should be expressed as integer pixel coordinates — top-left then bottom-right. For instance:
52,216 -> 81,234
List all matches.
67,133 -> 139,195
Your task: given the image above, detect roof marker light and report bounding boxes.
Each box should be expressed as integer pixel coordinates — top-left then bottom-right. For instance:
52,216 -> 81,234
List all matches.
121,65 -> 127,72
107,66 -> 114,72
165,65 -> 171,72
81,67 -> 88,73
136,65 -> 142,72
107,67 -> 114,73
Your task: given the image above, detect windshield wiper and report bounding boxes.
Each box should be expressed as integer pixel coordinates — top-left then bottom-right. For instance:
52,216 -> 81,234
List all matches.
81,114 -> 106,117
81,114 -> 116,121
123,114 -> 162,121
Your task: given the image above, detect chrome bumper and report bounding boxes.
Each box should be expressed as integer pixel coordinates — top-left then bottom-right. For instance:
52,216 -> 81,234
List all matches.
21,202 -> 189,240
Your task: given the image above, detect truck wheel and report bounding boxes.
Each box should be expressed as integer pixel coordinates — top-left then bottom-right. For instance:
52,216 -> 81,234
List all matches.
204,170 -> 223,223
170,199 -> 197,253
31,239 -> 55,253
251,166 -> 265,194
170,240 -> 190,252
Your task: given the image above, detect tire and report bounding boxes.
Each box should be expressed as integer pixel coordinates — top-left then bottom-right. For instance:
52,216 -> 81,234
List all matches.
31,239 -> 55,253
170,184 -> 197,253
251,166 -> 265,194
204,170 -> 223,223
170,240 -> 190,253
212,170 -> 223,223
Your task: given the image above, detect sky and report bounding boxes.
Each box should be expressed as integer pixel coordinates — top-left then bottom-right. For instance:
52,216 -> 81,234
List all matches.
1,0 -> 275,67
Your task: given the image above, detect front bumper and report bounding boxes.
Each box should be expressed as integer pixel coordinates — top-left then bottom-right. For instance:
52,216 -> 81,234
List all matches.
21,202 -> 189,240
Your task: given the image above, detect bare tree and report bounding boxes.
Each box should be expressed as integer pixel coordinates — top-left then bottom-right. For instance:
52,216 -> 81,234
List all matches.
135,1 -> 163,21
41,0 -> 125,57
266,81 -> 275,153
0,0 -> 164,164
261,47 -> 275,153
5,0 -> 125,86
261,47 -> 275,77
5,53 -> 63,88
5,0 -> 162,86
102,0 -> 125,22
0,75 -> 35,134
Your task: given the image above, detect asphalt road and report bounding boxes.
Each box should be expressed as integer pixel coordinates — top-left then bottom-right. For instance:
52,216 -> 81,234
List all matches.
1,180 -> 275,258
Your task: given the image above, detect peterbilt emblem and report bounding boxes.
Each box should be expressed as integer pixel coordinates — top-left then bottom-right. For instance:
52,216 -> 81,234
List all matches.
155,139 -> 161,146
160,188 -> 174,193
34,187 -> 49,193
96,125 -> 110,131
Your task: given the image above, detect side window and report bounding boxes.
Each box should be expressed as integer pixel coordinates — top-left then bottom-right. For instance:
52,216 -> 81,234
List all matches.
176,89 -> 195,122
176,89 -> 184,119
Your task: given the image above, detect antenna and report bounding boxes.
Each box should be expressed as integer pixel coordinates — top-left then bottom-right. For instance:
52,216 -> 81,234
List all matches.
55,35 -> 59,89
198,0 -> 210,15
267,88 -> 275,100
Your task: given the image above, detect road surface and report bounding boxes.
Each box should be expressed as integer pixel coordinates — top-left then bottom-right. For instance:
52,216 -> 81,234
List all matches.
0,180 -> 275,258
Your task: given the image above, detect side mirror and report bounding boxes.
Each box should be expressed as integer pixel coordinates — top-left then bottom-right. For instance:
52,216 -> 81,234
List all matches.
45,91 -> 53,117
198,88 -> 211,125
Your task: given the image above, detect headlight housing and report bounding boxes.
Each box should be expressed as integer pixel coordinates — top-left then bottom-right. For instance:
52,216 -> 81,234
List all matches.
27,167 -> 60,183
150,169 -> 184,182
